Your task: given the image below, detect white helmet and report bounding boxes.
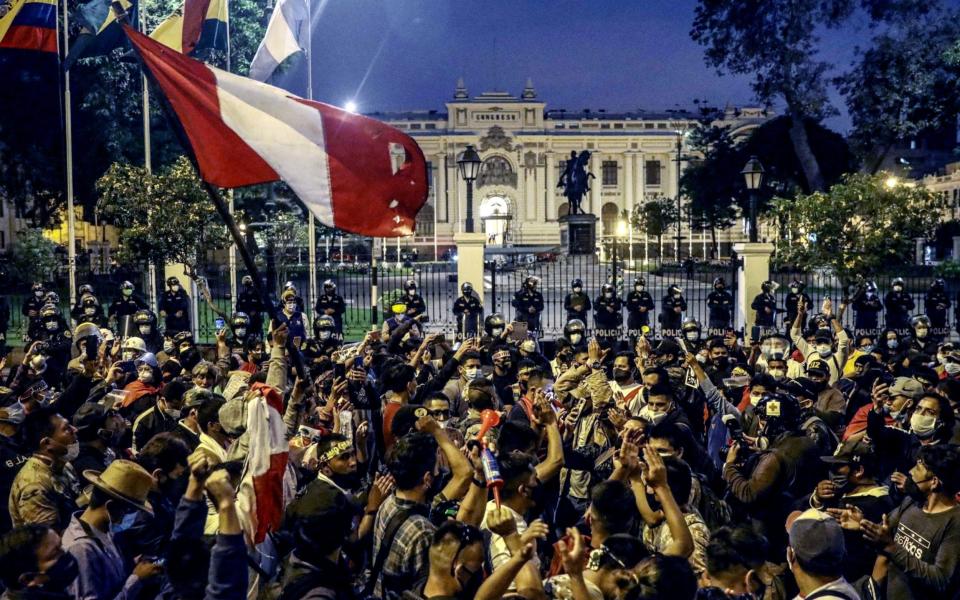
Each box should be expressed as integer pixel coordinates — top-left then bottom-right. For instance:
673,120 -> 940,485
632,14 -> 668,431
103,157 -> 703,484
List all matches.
121,337 -> 147,354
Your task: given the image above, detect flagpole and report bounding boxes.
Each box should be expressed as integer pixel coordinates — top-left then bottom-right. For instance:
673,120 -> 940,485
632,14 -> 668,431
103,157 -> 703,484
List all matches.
226,0 -> 238,310
305,0 -> 317,321
139,5 -> 158,314
61,0 -> 77,306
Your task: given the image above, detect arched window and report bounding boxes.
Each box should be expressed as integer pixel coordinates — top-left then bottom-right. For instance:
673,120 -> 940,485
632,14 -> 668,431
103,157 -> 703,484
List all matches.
476,156 -> 517,188
601,202 -> 620,235
415,203 -> 435,236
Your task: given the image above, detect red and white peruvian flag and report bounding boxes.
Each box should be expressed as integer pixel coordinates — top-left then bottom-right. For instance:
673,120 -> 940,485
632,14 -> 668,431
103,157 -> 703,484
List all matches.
124,24 -> 428,237
236,383 -> 290,545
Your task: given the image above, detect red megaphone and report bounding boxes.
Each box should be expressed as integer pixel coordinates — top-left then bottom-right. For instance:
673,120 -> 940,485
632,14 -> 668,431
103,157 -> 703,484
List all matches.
475,409 -> 501,441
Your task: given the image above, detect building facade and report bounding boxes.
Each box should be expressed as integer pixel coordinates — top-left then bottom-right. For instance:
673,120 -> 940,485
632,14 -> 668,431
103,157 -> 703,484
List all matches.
371,79 -> 773,260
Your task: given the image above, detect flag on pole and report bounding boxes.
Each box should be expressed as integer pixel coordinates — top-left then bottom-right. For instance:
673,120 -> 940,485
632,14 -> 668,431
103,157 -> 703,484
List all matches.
0,0 -> 57,53
63,0 -> 135,69
248,0 -> 306,82
235,383 -> 289,545
124,23 -> 428,237
150,0 -> 227,55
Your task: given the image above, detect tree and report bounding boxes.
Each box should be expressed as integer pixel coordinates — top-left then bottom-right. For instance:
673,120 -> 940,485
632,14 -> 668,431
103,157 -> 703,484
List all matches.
10,229 -> 61,286
691,0 -> 930,192
631,196 -> 679,259
681,123 -> 740,256
770,173 -> 943,283
95,156 -> 232,278
838,11 -> 960,171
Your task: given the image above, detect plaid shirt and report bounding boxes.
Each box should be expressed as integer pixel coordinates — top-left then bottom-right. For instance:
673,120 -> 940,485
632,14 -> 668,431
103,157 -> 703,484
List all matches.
372,494 -> 435,599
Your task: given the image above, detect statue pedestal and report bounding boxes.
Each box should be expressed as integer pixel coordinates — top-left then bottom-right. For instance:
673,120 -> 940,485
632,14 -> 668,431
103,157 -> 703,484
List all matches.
559,214 -> 598,255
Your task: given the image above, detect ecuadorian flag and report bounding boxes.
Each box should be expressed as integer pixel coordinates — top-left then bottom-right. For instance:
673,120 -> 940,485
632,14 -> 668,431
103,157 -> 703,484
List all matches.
0,0 -> 58,53
151,0 -> 227,55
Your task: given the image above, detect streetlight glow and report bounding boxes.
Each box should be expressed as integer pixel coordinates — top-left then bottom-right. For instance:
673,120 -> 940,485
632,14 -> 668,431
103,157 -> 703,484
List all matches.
344,100 -> 358,113
885,176 -> 899,189
616,219 -> 628,237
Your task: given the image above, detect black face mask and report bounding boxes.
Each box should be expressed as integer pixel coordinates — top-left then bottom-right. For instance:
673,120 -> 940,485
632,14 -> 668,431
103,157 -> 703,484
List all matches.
713,357 -> 730,371
456,566 -> 484,600
646,490 -> 663,512
613,368 -> 631,383
42,552 -> 80,590
331,470 -> 362,491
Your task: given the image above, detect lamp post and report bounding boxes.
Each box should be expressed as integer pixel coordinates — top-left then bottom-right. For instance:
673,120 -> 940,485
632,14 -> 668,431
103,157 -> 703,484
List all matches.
457,144 -> 482,233
675,132 -> 683,261
741,156 -> 765,243
614,217 -> 628,289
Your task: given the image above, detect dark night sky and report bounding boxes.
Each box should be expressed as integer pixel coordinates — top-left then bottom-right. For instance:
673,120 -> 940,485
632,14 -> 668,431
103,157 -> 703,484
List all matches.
274,0 -> 879,132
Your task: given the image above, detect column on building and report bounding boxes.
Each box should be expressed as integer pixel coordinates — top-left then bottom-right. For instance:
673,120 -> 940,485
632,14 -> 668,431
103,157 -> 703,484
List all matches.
624,152 -> 635,220
545,152 -> 556,220
435,154 -> 447,223
590,151 -> 602,216
523,155 -> 536,222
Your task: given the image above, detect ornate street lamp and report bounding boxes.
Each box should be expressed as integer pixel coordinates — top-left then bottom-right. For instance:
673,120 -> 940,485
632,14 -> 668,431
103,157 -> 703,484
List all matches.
741,156 -> 765,243
457,145 -> 482,233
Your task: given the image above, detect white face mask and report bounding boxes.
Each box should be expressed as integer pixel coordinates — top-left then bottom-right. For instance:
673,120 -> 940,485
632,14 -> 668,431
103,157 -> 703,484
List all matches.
817,344 -> 832,357
673,292 -> 681,299
171,285 -> 180,292
768,368 -> 786,380
138,369 -> 154,384
893,285 -> 903,292
909,413 -> 937,437
138,325 -> 151,335
749,391 -> 763,406
34,291 -> 44,298
915,327 -> 929,339
408,289 -> 416,296
685,331 -> 699,342
163,342 -> 175,354
63,441 -> 80,462
464,366 -> 480,381
122,351 -> 136,361
604,292 -> 613,298
84,307 -> 95,315
790,287 -> 799,294
945,362 -> 960,376
0,401 -> 26,425
285,302 -> 296,312
887,339 -> 899,349
318,330 -> 331,340
573,287 -> 582,293
122,289 -> 133,297
45,321 -> 58,331
635,285 -> 644,292
235,328 -> 246,338
638,406 -> 668,425
569,333 -> 582,345
491,327 -> 503,337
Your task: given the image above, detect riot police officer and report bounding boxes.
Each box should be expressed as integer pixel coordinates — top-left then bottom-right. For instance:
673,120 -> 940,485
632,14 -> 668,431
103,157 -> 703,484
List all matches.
563,319 -> 587,350
512,276 -> 544,335
281,281 -> 306,313
236,275 -> 265,337
22,282 -> 46,328
159,276 -> 191,337
70,285 -> 106,327
593,283 -> 623,346
680,317 -> 702,348
909,315 -> 937,356
706,277 -> 733,331
884,277 -> 914,332
108,281 -> 148,332
228,312 -> 253,349
626,276 -> 655,340
563,278 -> 591,325
481,313 -> 507,348
35,304 -> 72,384
659,284 -> 686,335
132,309 -> 163,353
315,279 -> 346,336
852,281 -> 883,336
924,278 -> 950,339
312,314 -> 341,355
453,282 -> 483,339
751,280 -> 777,327
784,279 -> 811,331
403,279 -> 427,319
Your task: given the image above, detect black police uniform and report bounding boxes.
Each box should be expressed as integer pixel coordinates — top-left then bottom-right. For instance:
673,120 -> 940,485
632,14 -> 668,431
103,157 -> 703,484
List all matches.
853,294 -> 883,333
659,294 -> 686,334
512,288 -> 544,333
403,293 -> 427,318
109,294 -> 148,322
884,290 -> 914,331
750,292 -> 777,327
159,289 -> 191,336
0,434 -> 28,533
563,291 -> 592,325
236,285 -> 266,335
71,301 -> 107,328
784,291 -> 812,330
315,293 -> 346,334
594,294 -> 623,346
706,289 -> 733,330
452,293 -> 483,338
924,289 -> 951,335
626,290 -> 655,333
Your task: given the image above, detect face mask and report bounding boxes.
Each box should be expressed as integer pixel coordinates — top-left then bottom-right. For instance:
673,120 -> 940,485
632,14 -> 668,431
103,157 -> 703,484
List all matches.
42,552 -> 80,590
495,361 -> 512,372
635,285 -> 644,292
673,292 -> 681,299
109,509 -> 137,536
573,287 -> 582,293
910,413 -> 937,437
285,302 -> 296,312
915,328 -> 929,339
638,406 -> 668,425
171,285 -> 180,292
749,391 -> 763,406
937,354 -> 946,365
235,328 -> 247,338
138,369 -> 154,384
318,330 -> 331,340
613,368 -> 630,383
122,289 -> 133,297
464,367 -> 480,381
62,441 -> 80,462
790,287 -> 799,294
817,344 -> 832,357
768,368 -> 786,380
163,407 -> 181,419
84,307 -> 95,315
569,333 -> 582,345
491,327 -> 503,337
945,362 -> 960,376
860,345 -> 874,354
34,291 -> 44,298
829,471 -> 850,492
138,325 -> 151,335
408,289 -> 416,296
604,292 -> 613,298
122,351 -> 135,361
889,408 -> 905,422
163,342 -> 175,354
893,285 -> 903,292
685,331 -> 699,342
887,339 -> 899,349
0,401 -> 26,425
45,321 -> 58,331
716,285 -> 725,291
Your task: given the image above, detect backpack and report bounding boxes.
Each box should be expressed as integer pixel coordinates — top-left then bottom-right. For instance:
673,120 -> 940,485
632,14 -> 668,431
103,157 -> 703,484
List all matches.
694,474 -> 732,530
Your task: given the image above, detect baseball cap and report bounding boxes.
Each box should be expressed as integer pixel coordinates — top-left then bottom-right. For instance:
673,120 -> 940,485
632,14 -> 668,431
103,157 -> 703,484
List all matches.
787,509 -> 846,572
806,359 -> 829,376
889,377 -> 923,400
912,366 -> 939,389
813,330 -> 833,343
821,439 -> 876,470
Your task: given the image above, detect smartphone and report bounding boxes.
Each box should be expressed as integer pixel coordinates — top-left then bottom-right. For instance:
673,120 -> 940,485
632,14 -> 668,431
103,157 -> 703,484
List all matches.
86,336 -> 99,361
215,317 -> 225,330
117,360 -> 136,374
510,321 -> 528,342
751,325 -> 762,342
353,356 -> 365,370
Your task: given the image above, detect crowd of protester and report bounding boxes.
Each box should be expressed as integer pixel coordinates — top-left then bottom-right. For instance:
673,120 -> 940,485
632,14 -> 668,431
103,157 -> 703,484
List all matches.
0,275 -> 957,600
